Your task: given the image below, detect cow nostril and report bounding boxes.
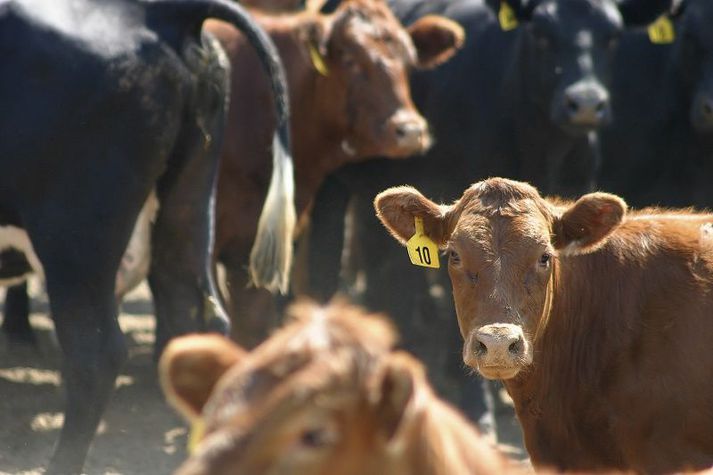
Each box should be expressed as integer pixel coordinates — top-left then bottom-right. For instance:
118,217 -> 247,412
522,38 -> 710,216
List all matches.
395,124 -> 408,138
476,341 -> 488,356
566,97 -> 579,114
508,340 -> 522,355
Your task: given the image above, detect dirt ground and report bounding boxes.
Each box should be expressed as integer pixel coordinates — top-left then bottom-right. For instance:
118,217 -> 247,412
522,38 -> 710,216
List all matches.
0,279 -> 526,475
0,281 -> 188,475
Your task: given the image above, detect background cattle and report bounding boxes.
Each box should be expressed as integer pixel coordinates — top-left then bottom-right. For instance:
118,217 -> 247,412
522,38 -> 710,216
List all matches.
600,0 -> 713,208
303,0 -> 676,430
160,300 -> 514,475
0,0 -> 293,472
205,0 -> 464,347
375,177 -> 713,473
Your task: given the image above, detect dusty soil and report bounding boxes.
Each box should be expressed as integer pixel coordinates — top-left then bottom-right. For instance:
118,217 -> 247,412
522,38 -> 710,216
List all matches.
0,281 -> 188,475
0,279 -> 526,475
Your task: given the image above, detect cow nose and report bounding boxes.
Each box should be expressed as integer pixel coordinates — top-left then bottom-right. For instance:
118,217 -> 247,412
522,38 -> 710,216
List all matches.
563,82 -> 610,127
692,94 -> 713,132
475,324 -> 526,361
387,110 -> 431,153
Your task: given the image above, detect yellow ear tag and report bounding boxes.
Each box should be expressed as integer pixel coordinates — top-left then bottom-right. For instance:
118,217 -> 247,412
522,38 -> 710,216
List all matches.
498,1 -> 519,32
309,43 -> 330,77
188,418 -> 205,454
406,217 -> 440,269
647,16 -> 675,44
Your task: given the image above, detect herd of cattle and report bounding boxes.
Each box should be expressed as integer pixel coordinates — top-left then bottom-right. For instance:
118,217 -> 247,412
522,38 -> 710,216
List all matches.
1,0 -> 712,473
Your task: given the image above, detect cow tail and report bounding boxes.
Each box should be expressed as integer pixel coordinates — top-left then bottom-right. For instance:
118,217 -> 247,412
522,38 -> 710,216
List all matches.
150,0 -> 295,295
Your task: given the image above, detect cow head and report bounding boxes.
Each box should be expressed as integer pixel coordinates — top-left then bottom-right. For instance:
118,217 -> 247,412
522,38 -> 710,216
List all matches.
161,301 -> 438,475
488,0 -> 674,135
677,0 -> 713,134
301,0 -> 464,158
375,178 -> 626,380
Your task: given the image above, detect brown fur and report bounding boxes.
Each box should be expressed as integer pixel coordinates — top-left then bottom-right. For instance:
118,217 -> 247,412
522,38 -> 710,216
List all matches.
205,1 -> 464,347
160,300 -> 513,475
375,178 -> 713,473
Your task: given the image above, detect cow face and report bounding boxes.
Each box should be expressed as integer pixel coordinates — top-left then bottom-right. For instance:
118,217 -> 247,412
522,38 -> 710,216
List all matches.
497,0 -> 673,135
375,178 -> 626,380
161,302 -> 429,475
309,0 -> 464,158
680,0 -> 713,134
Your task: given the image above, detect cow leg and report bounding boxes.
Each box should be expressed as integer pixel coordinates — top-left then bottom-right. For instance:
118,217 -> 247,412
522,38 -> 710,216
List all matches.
224,262 -> 280,349
306,172 -> 352,302
150,136 -> 229,355
24,214 -> 137,475
1,282 -> 34,344
47,281 -> 125,474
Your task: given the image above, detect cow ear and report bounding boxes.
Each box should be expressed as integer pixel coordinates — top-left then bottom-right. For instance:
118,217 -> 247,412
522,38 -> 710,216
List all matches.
553,192 -> 627,255
617,0 -> 676,27
408,16 -> 465,69
374,186 -> 455,248
372,352 -> 425,444
159,334 -> 246,421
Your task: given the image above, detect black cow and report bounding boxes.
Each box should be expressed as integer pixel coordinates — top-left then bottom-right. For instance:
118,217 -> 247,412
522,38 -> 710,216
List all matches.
600,0 -> 713,208
0,0 -> 293,472
304,0 -> 675,428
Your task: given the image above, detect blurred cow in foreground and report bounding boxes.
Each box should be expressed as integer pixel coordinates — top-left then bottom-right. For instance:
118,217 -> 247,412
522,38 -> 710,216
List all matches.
375,177 -> 713,473
160,300 -> 512,475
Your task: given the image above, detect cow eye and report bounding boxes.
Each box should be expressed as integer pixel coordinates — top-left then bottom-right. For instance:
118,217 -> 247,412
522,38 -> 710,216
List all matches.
448,249 -> 460,264
299,428 -> 334,448
538,252 -> 551,267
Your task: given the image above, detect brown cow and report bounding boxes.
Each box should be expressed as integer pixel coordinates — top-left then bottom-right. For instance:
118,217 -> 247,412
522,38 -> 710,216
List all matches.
205,1 -> 464,347
374,178 -> 713,474
159,300 -> 513,475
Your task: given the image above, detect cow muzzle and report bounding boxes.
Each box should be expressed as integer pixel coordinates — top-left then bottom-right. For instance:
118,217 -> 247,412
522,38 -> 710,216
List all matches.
463,323 -> 532,380
385,109 -> 431,156
556,81 -> 611,132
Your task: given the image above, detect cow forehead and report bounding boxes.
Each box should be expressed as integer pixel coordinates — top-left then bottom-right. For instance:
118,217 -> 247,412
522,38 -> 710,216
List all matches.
451,212 -> 552,254
532,0 -> 623,31
338,5 -> 416,64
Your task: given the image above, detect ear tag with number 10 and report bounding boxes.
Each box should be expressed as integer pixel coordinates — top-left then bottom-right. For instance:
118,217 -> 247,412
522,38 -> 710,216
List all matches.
406,217 -> 440,268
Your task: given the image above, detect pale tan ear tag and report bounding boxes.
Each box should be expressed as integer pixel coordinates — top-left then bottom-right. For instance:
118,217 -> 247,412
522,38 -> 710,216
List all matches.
188,418 -> 206,454
406,217 -> 440,269
648,16 -> 675,44
498,1 -> 519,31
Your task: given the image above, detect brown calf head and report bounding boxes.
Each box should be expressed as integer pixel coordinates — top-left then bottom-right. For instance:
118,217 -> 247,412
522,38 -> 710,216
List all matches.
374,178 -> 626,380
160,301 -> 433,475
303,0 -> 464,158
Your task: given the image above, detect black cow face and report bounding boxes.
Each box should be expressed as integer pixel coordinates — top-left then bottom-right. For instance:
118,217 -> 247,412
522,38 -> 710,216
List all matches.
493,0 -> 675,136
680,0 -> 713,134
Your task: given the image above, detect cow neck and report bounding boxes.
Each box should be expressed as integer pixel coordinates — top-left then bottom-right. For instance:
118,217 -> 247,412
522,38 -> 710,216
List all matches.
292,72 -> 348,216
274,22 -> 350,216
503,247 -> 632,469
399,389 -> 509,475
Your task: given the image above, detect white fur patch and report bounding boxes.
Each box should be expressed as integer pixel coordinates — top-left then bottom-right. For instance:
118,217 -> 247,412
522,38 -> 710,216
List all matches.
0,225 -> 44,286
115,191 -> 159,298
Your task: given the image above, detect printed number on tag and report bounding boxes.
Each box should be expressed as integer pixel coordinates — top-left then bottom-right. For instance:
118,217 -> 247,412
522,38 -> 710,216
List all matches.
406,217 -> 440,269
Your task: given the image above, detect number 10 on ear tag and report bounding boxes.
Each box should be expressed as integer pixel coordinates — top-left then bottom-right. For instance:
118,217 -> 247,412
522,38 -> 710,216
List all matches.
406,217 -> 440,268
